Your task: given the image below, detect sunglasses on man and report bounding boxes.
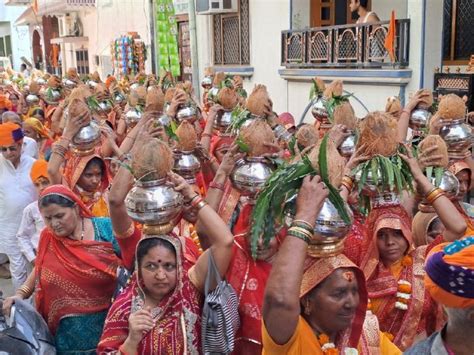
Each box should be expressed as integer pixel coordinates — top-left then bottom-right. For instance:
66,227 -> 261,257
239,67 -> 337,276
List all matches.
0,145 -> 19,153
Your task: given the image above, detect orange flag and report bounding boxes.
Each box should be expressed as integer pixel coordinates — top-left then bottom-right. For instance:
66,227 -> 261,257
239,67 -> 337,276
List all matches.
384,10 -> 397,62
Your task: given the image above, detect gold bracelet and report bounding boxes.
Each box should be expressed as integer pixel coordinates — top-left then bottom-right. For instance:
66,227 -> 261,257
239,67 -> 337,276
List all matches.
196,200 -> 207,210
426,188 -> 444,204
427,189 -> 445,204
341,176 -> 354,191
18,284 -> 32,298
292,219 -> 314,230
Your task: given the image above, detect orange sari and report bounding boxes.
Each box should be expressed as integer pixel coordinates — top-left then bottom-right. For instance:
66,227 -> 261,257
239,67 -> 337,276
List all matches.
360,205 -> 442,350
62,154 -> 110,217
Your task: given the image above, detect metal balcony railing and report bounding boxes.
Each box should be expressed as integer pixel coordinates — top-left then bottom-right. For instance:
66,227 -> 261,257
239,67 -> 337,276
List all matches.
281,19 -> 410,69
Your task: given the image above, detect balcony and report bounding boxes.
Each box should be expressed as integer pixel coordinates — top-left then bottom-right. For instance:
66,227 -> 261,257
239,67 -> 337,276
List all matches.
281,19 -> 410,69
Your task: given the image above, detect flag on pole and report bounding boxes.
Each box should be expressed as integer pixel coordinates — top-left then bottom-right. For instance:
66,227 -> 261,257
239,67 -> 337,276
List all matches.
384,10 -> 397,62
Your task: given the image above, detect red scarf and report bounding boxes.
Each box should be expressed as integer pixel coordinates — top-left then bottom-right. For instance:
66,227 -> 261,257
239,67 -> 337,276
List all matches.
35,185 -> 120,334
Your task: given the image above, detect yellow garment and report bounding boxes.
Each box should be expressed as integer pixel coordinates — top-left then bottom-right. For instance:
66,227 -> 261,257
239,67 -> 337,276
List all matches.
262,316 -> 401,355
80,193 -> 109,217
370,260 -> 404,315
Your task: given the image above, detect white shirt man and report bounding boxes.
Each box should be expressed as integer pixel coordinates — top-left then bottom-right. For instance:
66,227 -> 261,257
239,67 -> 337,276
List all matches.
0,122 -> 36,290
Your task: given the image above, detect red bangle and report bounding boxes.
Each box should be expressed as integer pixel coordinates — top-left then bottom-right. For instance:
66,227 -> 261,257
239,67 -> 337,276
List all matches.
209,181 -> 225,191
191,196 -> 204,208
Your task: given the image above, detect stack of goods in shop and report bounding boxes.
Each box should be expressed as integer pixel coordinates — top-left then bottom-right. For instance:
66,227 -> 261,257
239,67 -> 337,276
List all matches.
111,33 -> 147,78
155,0 -> 180,77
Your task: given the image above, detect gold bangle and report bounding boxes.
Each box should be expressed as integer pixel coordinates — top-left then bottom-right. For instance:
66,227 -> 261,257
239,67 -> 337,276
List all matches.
426,188 -> 444,204
18,285 -> 32,298
288,226 -> 313,240
292,219 -> 314,230
196,200 -> 207,210
341,176 -> 354,191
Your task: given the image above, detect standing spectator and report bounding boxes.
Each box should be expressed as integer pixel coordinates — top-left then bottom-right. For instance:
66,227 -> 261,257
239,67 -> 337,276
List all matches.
349,0 -> 380,24
0,122 -> 36,290
16,159 -> 50,267
20,64 -> 31,78
2,111 -> 39,158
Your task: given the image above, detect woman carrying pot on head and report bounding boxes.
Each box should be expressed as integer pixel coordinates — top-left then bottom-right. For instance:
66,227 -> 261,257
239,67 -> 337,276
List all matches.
412,212 -> 445,247
358,145 -> 467,350
97,137 -> 234,354
262,175 -> 400,354
2,184 -> 139,354
22,117 -> 53,160
448,159 -> 474,234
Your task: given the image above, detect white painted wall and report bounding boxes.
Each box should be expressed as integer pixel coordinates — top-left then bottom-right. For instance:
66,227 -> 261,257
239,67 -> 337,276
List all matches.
291,0 -> 310,29
0,3 -> 32,71
372,0 -> 408,20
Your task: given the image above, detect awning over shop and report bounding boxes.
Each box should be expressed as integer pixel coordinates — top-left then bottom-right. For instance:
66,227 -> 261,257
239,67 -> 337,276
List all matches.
14,6 -> 41,26
36,0 -> 96,16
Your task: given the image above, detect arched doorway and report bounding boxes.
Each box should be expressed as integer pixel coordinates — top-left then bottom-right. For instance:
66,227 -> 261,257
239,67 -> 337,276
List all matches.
32,30 -> 43,69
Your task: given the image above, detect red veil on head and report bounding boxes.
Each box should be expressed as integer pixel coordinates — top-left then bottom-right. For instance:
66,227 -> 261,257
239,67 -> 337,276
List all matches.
35,185 -> 119,334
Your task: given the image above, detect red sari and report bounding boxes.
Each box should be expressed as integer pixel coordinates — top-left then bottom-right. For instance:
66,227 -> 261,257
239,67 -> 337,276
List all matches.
98,233 -> 202,354
360,205 -> 442,350
35,185 -> 138,334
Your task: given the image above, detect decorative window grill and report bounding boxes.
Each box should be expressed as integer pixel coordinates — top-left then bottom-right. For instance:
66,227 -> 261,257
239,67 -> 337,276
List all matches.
75,49 -> 90,75
213,0 -> 250,66
443,0 -> 474,63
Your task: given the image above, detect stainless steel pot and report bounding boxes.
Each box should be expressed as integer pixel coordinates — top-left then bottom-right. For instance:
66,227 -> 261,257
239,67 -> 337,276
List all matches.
98,101 -> 113,114
201,76 -> 213,90
230,157 -> 274,197
62,78 -> 77,89
70,119 -> 102,156
214,110 -> 233,133
26,94 -> 40,105
284,195 -> 353,257
338,132 -> 357,158
125,178 -> 184,232
176,105 -> 198,123
439,119 -> 473,157
409,108 -> 432,129
173,150 -> 201,183
125,107 -> 143,126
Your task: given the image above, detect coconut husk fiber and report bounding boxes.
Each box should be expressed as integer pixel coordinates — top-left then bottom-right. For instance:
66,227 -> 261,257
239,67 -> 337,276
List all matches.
323,80 -> 343,99
90,71 -> 101,83
437,94 -> 466,121
132,138 -> 174,181
67,68 -> 78,79
145,87 -> 165,113
313,77 -> 326,94
415,89 -> 433,110
177,81 -> 193,95
213,72 -> 226,86
164,88 -> 176,103
68,98 -> 91,125
233,75 -> 243,89
204,67 -> 214,77
296,124 -> 318,148
29,82 -> 40,95
357,111 -> 399,158
68,85 -> 91,103
307,132 -> 345,187
218,87 -> 239,110
95,83 -> 109,101
385,96 -> 402,119
240,119 -> 275,157
333,101 -> 357,129
418,135 -> 449,168
246,84 -> 270,117
47,75 -> 61,88
176,121 -> 198,151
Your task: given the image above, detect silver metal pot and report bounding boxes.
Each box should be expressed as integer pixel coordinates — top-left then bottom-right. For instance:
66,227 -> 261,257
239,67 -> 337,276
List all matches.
154,113 -> 171,128
214,110 -> 233,133
355,167 -> 384,197
98,101 -> 113,114
201,76 -> 213,90
36,78 -> 46,86
45,89 -> 61,105
173,150 -> 201,183
114,92 -> 126,105
338,132 -> 357,158
87,80 -> 98,89
419,169 -> 460,212
284,196 -> 353,257
125,107 -> 143,126
70,119 -> 101,156
130,83 -> 140,91
62,78 -> 77,89
207,87 -> 219,104
439,119 -> 473,156
26,94 -> 40,105
273,124 -> 293,143
230,157 -> 274,197
125,178 -> 184,231
176,105 -> 198,123
311,96 -> 329,121
409,108 -> 431,129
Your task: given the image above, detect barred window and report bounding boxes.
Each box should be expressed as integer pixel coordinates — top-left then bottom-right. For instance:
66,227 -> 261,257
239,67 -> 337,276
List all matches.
443,0 -> 474,64
213,0 -> 250,66
75,49 -> 90,75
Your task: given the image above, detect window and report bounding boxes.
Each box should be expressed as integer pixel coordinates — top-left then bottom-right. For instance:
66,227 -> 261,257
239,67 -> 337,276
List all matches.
75,49 -> 89,75
443,0 -> 474,64
213,0 -> 250,66
309,0 -> 371,28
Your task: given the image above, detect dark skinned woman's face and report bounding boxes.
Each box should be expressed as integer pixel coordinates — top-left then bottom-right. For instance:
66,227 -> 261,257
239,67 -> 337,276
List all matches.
303,268 -> 360,336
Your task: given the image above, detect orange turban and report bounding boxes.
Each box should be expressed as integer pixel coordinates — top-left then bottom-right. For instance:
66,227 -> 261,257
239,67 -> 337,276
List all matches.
30,159 -> 49,182
425,237 -> 474,308
0,122 -> 24,146
0,95 -> 12,111
105,76 -> 116,89
23,117 -> 50,139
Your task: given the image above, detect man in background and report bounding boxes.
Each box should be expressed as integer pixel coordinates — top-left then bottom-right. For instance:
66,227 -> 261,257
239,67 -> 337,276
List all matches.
349,0 -> 380,23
